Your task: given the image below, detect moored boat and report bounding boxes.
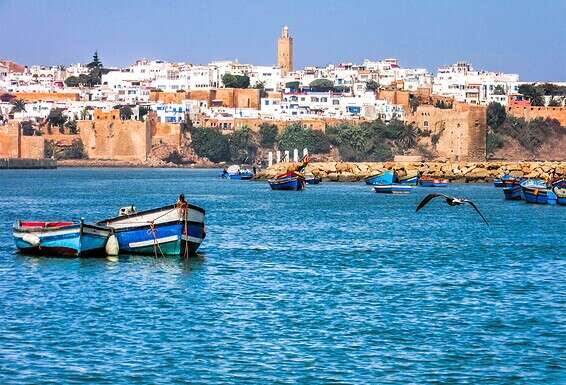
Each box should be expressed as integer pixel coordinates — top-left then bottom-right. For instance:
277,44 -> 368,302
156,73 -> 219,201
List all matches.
305,175 -> 322,185
373,184 -> 412,194
520,179 -> 555,204
98,197 -> 206,256
13,220 -> 113,257
365,170 -> 395,185
553,187 -> 566,205
503,184 -> 523,200
419,177 -> 449,187
222,165 -> 253,180
268,174 -> 306,191
494,173 -> 519,188
397,174 -> 419,186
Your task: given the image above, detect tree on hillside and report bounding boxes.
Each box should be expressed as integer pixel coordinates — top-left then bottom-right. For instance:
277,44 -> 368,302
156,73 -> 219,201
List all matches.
285,81 -> 300,90
390,119 -> 419,153
222,73 -> 250,89
409,94 -> 420,113
309,78 -> 334,91
228,126 -> 258,163
10,99 -> 26,113
277,124 -> 331,154
487,102 -> 506,130
253,81 -> 268,97
259,123 -> 278,147
518,83 -> 544,106
116,105 -> 133,120
366,80 -> 379,92
492,85 -> 506,95
65,120 -> 78,134
47,108 -> 68,132
191,127 -> 230,162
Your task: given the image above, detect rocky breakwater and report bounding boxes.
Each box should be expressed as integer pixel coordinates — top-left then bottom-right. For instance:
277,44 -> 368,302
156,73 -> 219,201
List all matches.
256,161 -> 566,183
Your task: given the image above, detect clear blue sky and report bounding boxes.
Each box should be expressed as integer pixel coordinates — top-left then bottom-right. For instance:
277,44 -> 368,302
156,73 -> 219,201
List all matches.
1,0 -> 564,81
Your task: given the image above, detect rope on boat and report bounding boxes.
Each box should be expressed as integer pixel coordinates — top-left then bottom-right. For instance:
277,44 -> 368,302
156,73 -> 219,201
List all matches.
148,222 -> 165,258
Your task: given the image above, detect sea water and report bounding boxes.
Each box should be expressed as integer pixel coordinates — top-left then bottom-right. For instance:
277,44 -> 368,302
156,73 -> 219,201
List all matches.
0,168 -> 564,384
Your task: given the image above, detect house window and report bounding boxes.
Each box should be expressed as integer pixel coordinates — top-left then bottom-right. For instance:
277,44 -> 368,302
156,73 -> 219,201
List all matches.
424,121 -> 429,127
332,100 -> 339,105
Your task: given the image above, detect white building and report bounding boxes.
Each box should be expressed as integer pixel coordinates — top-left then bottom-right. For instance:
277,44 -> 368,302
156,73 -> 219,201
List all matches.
433,61 -> 519,105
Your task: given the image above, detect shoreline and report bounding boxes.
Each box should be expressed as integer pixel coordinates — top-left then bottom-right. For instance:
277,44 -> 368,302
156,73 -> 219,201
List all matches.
57,159 -> 219,169
255,161 -> 566,183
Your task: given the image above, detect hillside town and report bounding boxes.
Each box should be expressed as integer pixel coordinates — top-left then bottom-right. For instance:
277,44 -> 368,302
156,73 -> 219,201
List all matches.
1,26 -> 565,167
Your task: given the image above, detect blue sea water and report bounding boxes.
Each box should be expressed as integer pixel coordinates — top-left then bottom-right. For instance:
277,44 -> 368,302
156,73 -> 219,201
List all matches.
0,168 -> 564,384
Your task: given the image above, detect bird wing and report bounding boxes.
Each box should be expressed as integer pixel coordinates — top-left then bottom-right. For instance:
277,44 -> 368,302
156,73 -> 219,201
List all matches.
416,193 -> 449,212
463,200 -> 489,225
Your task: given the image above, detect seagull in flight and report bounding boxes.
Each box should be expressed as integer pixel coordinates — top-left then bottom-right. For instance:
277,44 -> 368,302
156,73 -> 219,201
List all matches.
416,193 -> 489,225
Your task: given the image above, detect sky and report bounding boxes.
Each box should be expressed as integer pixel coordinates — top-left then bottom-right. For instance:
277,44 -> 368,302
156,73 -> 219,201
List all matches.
0,0 -> 565,81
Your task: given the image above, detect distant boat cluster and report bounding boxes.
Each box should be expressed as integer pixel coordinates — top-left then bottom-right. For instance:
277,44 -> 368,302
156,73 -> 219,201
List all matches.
495,174 -> 566,205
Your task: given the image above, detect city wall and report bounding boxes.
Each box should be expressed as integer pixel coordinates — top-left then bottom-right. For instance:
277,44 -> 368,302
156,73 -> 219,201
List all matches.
507,105 -> 566,126
12,92 -> 80,102
408,103 -> 486,161
0,121 -> 45,159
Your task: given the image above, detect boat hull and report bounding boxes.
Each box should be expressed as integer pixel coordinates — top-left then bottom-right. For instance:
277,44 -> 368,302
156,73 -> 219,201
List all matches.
419,178 -> 449,187
373,185 -> 412,194
365,171 -> 395,185
98,204 -> 206,256
228,172 -> 253,180
305,176 -> 321,185
398,175 -> 419,186
13,222 -> 111,257
503,184 -> 523,200
520,180 -> 554,204
554,187 -> 566,205
268,176 -> 305,191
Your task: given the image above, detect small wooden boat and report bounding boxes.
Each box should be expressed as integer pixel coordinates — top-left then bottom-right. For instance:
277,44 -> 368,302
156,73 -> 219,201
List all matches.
222,165 -> 253,180
228,170 -> 253,180
397,175 -> 419,186
373,184 -> 412,194
365,170 -> 395,185
268,174 -> 306,191
553,187 -> 566,205
503,184 -> 523,200
419,177 -> 449,187
13,220 -> 112,257
305,175 -> 322,185
494,174 -> 519,188
520,179 -> 557,204
98,199 -> 206,256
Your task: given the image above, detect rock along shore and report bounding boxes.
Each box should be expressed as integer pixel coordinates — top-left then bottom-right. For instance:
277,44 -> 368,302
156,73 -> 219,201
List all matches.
255,161 -> 566,183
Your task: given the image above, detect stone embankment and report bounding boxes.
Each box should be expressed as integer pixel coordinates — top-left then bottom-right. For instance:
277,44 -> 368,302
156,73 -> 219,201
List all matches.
0,158 -> 56,169
256,161 -> 566,182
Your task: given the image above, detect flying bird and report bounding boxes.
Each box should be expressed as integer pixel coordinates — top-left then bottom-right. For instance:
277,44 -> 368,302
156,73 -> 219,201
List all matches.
416,193 -> 489,225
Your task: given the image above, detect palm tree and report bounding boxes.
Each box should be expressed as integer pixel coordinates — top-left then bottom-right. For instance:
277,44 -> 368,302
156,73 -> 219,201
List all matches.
10,99 -> 26,113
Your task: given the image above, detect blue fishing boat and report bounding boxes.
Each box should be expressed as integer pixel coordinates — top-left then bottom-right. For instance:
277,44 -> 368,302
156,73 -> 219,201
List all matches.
551,178 -> 566,188
520,179 -> 554,204
13,219 -> 112,257
494,173 -> 518,188
98,198 -> 206,256
553,187 -> 566,205
268,174 -> 306,191
373,184 -> 412,194
305,175 -> 322,185
365,170 -> 395,185
397,175 -> 419,185
222,165 -> 253,180
419,177 -> 449,187
228,169 -> 253,180
503,184 -> 523,200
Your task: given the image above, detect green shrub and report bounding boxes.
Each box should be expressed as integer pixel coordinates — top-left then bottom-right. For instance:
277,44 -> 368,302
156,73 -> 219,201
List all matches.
228,126 -> 258,163
191,127 -> 230,162
259,123 -> 278,148
486,131 -> 505,155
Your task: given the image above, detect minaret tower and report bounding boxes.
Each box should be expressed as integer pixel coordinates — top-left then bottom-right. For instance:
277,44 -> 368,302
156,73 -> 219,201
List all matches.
277,26 -> 293,76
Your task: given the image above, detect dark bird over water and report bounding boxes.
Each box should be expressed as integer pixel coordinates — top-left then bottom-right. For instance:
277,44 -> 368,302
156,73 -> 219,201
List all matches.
416,193 -> 489,225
